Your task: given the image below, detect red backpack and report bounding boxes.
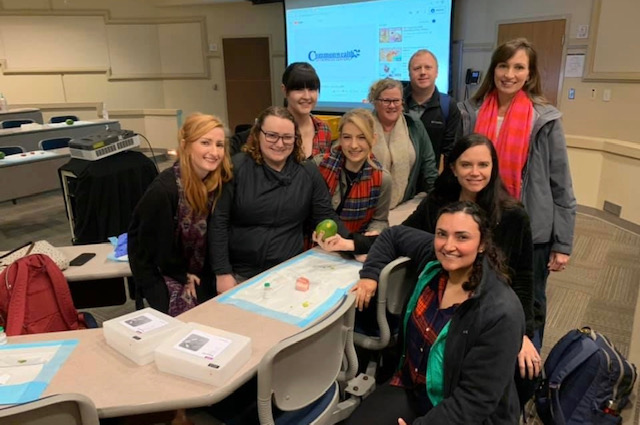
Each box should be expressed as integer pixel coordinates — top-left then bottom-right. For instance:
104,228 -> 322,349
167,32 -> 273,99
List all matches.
0,254 -> 88,336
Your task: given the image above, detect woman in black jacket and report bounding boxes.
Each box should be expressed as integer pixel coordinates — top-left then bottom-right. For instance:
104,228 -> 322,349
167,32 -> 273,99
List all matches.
210,106 -> 348,293
403,133 -> 539,404
128,113 -> 232,315
347,202 -> 524,425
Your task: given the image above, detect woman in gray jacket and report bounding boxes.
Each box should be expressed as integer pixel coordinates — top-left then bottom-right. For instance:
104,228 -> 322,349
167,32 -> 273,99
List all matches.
458,38 -> 576,348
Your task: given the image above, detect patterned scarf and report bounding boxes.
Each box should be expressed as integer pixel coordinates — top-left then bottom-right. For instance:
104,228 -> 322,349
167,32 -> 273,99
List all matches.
371,114 -> 415,208
474,90 -> 534,199
318,147 -> 383,234
163,163 -> 215,316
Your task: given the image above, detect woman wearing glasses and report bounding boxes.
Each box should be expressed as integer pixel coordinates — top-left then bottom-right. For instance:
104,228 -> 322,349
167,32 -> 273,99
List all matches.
369,78 -> 438,209
210,106 -> 348,293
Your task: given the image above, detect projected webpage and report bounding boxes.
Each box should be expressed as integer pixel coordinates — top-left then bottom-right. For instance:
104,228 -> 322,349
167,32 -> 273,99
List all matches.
286,0 -> 452,111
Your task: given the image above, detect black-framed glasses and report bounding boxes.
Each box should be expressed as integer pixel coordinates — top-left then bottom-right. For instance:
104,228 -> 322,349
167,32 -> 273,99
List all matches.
376,98 -> 403,107
260,129 -> 296,145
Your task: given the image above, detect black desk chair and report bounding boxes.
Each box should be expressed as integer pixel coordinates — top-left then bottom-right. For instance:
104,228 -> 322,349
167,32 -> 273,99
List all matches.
0,146 -> 25,155
39,137 -> 71,150
50,115 -> 79,124
1,119 -> 34,129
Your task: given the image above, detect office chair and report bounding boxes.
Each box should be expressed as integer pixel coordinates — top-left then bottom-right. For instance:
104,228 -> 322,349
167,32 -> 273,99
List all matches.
256,293 -> 359,425
234,123 -> 252,134
0,146 -> 25,155
0,393 -> 99,425
0,119 -> 34,129
39,137 -> 71,150
353,257 -> 417,377
50,115 -> 79,124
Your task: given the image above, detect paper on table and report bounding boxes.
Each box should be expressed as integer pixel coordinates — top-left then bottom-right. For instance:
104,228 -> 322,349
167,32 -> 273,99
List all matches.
218,250 -> 361,327
0,339 -> 78,405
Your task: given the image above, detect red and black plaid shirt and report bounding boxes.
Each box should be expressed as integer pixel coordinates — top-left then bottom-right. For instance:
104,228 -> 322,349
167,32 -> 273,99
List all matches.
391,272 -> 457,391
311,115 -> 333,156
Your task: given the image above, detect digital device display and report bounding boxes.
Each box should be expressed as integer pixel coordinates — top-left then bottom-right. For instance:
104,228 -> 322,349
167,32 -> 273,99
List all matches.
285,0 -> 454,112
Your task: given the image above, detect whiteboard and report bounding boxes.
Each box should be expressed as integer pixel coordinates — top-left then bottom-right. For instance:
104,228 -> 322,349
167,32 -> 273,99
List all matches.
0,16 -> 109,71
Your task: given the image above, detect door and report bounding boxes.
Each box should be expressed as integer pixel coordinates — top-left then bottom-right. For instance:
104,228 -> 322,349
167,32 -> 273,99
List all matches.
223,37 -> 272,132
498,20 -> 566,106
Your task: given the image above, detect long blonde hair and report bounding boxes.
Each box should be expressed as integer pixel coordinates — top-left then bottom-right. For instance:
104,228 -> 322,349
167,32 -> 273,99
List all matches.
178,113 -> 232,214
338,108 -> 380,169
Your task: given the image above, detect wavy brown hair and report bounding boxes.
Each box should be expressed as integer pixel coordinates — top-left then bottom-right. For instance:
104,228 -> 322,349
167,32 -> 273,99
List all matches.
242,106 -> 305,164
436,201 -> 510,291
178,113 -> 232,215
472,38 -> 547,105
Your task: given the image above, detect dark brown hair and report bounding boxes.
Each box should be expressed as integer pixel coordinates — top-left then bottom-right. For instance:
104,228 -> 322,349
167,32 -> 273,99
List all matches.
472,38 -> 546,104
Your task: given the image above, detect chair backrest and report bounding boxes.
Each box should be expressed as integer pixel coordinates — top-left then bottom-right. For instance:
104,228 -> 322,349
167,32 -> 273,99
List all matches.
0,393 -> 99,425
257,293 -> 356,425
0,146 -> 25,155
39,137 -> 71,150
50,115 -> 79,124
1,119 -> 34,128
353,257 -> 417,351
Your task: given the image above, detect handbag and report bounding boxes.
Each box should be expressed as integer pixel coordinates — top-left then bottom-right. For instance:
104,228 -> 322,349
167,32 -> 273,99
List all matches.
0,241 -> 69,271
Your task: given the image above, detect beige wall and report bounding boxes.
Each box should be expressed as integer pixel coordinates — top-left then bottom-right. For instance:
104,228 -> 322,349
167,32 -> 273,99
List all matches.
1,0 -> 638,223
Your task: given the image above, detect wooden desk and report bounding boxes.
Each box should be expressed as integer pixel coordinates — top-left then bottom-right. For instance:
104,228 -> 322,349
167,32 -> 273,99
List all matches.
7,301 -> 300,418
0,120 -> 120,151
0,148 -> 69,202
0,108 -> 43,124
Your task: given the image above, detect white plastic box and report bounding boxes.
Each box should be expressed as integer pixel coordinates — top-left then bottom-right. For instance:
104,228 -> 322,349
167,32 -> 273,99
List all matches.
103,307 -> 185,365
154,322 -> 252,386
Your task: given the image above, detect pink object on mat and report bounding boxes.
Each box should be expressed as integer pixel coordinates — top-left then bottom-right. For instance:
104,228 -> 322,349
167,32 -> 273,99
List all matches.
295,277 -> 310,292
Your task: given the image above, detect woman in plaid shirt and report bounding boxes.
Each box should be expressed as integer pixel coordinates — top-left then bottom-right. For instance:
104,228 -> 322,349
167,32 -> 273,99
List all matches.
346,201 -> 524,425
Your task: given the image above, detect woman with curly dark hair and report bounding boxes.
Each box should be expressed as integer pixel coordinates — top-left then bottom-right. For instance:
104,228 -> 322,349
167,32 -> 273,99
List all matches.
347,201 -> 524,425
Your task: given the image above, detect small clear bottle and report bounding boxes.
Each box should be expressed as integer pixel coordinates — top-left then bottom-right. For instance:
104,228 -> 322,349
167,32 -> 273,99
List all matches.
102,102 -> 109,120
0,326 -> 7,345
0,93 -> 8,112
263,282 -> 273,299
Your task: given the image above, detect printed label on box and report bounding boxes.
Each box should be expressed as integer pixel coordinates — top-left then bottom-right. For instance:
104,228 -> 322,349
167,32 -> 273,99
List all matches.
120,313 -> 168,334
174,330 -> 231,360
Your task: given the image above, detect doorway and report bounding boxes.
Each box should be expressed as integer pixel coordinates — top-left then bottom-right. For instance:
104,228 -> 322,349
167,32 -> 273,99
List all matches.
223,37 -> 272,132
498,19 -> 566,106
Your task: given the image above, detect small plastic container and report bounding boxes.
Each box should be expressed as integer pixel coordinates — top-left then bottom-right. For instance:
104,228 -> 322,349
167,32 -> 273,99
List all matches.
0,326 -> 7,345
103,307 -> 185,365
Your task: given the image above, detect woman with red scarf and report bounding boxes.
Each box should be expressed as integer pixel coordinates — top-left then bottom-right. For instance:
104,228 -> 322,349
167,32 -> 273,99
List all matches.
314,109 -> 392,254
458,38 -> 576,349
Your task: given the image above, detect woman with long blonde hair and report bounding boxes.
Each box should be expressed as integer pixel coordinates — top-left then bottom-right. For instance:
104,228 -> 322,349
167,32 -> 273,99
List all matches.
129,113 -> 232,315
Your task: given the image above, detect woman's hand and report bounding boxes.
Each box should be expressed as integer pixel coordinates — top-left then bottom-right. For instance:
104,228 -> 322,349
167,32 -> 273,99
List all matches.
185,273 -> 201,299
216,274 -> 237,294
518,335 -> 542,379
350,278 -> 378,311
312,231 -> 355,252
548,251 -> 570,272
398,418 -> 408,425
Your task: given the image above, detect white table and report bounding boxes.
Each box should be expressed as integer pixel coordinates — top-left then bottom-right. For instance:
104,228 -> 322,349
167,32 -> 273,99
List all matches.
0,120 -> 120,152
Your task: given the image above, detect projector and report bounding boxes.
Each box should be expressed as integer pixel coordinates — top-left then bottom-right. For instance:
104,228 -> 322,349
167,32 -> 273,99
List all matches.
69,129 -> 141,161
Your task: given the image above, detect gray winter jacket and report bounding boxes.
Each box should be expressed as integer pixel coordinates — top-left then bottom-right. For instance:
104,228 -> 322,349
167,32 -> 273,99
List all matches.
458,99 -> 576,254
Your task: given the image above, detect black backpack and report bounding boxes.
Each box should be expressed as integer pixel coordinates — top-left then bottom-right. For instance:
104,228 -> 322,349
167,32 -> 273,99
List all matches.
535,327 -> 637,424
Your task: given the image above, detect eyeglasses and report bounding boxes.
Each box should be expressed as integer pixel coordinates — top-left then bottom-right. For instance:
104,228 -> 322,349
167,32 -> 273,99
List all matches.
260,129 -> 296,145
376,98 -> 403,107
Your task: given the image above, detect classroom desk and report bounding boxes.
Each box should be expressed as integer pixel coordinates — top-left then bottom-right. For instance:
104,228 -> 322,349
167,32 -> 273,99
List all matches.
0,148 -> 69,202
59,243 -> 131,282
0,120 -> 120,152
0,108 -> 43,124
7,300 -> 300,418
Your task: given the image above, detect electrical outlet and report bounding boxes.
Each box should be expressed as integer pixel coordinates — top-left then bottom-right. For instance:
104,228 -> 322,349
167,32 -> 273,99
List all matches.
590,88 -> 597,100
603,89 -> 612,102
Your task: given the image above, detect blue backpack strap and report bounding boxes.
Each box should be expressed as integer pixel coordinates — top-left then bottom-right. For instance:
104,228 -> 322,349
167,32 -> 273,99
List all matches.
440,93 -> 450,125
548,337 -> 600,425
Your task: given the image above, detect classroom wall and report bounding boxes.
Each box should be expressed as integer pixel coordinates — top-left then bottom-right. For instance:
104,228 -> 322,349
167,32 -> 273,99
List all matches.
0,0 -> 638,223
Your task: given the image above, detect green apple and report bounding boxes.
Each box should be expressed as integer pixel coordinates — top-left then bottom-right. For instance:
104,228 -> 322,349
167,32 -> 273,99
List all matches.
315,219 -> 338,241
